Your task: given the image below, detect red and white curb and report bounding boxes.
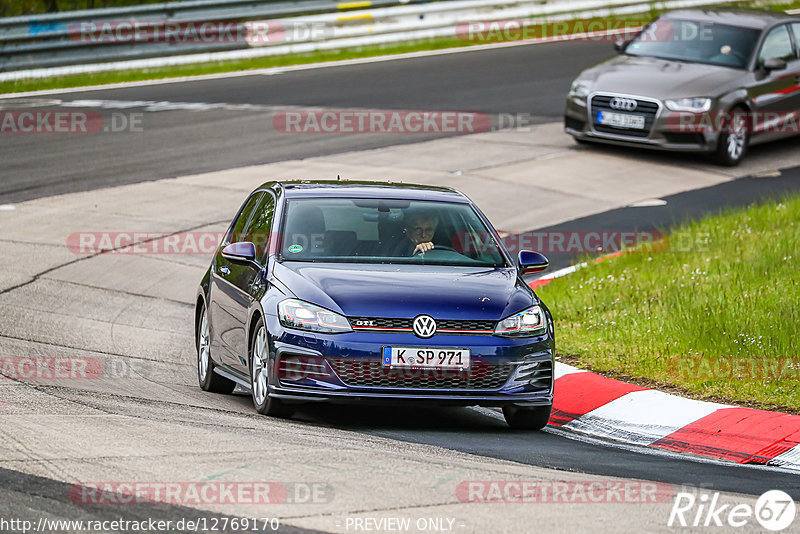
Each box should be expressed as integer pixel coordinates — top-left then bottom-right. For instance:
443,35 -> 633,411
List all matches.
529,251 -> 625,291
529,257 -> 800,470
550,362 -> 800,470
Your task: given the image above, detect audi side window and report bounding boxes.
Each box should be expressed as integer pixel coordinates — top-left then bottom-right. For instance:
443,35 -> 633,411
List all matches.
246,193 -> 276,260
793,24 -> 800,58
228,193 -> 263,244
758,25 -> 794,65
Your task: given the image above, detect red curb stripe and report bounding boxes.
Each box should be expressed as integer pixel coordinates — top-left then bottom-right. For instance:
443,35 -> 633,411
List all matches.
650,407 -> 800,463
743,440 -> 798,465
550,372 -> 647,425
528,278 -> 553,291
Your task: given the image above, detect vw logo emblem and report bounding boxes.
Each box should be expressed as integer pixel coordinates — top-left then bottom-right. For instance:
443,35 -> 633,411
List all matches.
609,97 -> 638,111
412,315 -> 437,338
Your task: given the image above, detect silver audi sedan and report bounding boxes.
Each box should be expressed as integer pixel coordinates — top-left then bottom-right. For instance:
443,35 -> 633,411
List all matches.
564,9 -> 800,165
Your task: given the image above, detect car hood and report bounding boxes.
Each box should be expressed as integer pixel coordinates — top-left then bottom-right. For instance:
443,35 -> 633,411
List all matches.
272,262 -> 535,320
581,55 -> 744,99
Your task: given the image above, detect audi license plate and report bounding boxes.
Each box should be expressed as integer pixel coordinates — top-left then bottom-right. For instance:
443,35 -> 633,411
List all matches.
596,111 -> 645,129
382,347 -> 470,370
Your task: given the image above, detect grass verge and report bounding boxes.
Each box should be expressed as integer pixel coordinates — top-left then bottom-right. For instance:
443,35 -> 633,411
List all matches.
537,194 -> 800,413
2,0 -> 800,94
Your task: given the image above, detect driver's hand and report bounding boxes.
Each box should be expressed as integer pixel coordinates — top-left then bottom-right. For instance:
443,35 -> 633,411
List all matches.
412,242 -> 434,255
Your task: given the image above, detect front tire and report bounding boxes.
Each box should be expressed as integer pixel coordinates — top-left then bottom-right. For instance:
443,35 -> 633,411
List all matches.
250,317 -> 294,418
197,303 -> 236,394
503,405 -> 551,430
712,106 -> 749,166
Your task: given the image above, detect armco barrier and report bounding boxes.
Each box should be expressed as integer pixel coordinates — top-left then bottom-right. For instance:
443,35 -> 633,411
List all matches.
0,0 -> 744,81
0,0 -> 413,72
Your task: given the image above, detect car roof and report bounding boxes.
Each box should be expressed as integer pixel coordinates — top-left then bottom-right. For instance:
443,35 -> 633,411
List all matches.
260,180 -> 470,203
663,8 -> 798,30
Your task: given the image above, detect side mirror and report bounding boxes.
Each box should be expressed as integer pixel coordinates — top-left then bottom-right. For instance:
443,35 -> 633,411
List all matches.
763,57 -> 787,72
613,39 -> 629,53
222,241 -> 256,262
518,250 -> 549,275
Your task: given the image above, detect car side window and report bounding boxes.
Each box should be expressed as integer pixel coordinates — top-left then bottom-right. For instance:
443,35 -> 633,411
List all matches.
758,25 -> 794,65
246,193 -> 276,260
228,193 -> 263,244
793,23 -> 800,57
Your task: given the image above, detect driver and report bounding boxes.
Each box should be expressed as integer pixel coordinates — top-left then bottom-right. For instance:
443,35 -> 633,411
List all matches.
393,209 -> 440,256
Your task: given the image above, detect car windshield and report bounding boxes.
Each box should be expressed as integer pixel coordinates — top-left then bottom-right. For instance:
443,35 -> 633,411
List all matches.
625,18 -> 761,69
279,198 -> 509,267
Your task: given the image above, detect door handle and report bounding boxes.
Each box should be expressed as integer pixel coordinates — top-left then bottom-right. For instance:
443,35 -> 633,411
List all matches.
219,266 -> 230,276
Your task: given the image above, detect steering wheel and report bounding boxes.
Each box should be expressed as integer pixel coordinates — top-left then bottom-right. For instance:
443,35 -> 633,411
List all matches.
412,245 -> 458,256
726,49 -> 747,65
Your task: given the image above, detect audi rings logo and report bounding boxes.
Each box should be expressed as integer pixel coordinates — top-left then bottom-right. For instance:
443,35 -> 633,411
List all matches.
609,97 -> 638,111
412,315 -> 437,338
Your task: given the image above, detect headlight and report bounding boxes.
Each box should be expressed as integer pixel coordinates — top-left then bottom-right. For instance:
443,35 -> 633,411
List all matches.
665,98 -> 712,112
568,81 -> 591,99
494,305 -> 547,337
278,299 -> 352,333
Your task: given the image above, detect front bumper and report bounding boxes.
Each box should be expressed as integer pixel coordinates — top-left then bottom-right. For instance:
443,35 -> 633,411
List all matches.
564,93 -> 721,153
265,316 -> 554,407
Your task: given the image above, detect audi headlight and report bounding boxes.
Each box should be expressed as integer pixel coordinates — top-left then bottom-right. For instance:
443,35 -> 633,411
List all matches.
495,305 -> 547,337
278,299 -> 352,333
665,98 -> 712,112
568,81 -> 591,100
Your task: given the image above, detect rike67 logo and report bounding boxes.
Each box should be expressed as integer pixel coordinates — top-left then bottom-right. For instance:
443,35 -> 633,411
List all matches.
669,490 -> 796,531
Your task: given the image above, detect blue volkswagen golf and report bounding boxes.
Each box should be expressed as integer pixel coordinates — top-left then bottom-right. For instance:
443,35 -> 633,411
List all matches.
195,181 -> 555,429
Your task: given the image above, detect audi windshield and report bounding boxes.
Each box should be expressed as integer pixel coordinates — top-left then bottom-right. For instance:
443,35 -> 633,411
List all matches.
626,19 -> 761,68
277,198 -> 509,267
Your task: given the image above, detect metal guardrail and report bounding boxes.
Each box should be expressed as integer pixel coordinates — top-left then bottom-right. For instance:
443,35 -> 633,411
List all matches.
0,0 -> 415,71
0,0 -> 740,79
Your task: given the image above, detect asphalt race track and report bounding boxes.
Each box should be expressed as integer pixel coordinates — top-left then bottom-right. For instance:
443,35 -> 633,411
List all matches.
0,40 -> 615,204
2,36 -> 800,533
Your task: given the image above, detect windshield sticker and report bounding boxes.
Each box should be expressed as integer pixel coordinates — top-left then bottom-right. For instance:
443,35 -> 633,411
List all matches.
287,244 -> 303,253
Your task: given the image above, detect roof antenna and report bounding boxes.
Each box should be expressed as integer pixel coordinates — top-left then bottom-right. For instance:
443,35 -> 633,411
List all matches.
337,174 -> 341,181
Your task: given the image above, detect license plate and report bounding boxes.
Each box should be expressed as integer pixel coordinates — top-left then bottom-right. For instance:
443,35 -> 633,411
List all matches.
596,111 -> 646,129
382,347 -> 470,370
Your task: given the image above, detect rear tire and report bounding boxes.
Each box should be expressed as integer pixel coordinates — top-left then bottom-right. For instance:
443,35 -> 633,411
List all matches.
250,317 -> 295,418
711,106 -> 749,166
503,405 -> 551,430
197,303 -> 236,394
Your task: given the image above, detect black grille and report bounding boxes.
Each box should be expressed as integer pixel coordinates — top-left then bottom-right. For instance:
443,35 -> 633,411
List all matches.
515,359 -> 553,390
327,358 -> 514,390
663,132 -> 706,145
350,317 -> 495,334
591,94 -> 659,138
351,317 -> 410,330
